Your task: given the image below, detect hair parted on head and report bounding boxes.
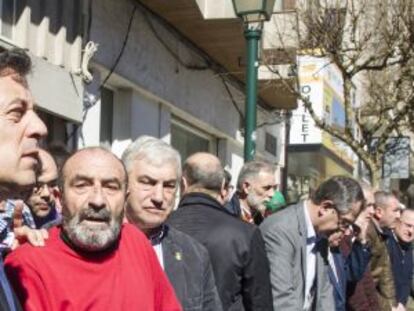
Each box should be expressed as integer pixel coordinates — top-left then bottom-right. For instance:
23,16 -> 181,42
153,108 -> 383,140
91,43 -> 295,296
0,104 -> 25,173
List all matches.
311,175 -> 364,214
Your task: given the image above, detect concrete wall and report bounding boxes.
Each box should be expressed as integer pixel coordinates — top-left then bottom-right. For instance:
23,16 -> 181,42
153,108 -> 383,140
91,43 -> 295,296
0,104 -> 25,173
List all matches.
88,0 -> 242,136
82,0 -> 286,177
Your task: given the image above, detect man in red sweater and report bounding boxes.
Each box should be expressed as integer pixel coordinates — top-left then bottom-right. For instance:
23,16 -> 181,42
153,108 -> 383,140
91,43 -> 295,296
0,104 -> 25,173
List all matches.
5,147 -> 182,311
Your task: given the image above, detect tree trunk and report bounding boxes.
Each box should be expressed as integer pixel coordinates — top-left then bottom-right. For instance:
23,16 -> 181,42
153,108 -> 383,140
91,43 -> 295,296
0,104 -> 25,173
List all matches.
367,161 -> 382,189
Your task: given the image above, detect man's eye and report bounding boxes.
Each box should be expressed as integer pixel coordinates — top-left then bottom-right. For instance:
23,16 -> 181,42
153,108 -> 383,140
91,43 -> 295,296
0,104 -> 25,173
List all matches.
8,108 -> 24,121
73,182 -> 88,188
105,183 -> 120,190
164,182 -> 177,190
138,178 -> 155,186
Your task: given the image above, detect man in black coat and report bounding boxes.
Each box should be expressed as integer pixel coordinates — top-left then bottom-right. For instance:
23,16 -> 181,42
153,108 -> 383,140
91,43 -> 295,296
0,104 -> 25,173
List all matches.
168,153 -> 273,311
386,207 -> 414,309
0,47 -> 47,311
122,136 -> 222,311
225,160 -> 276,225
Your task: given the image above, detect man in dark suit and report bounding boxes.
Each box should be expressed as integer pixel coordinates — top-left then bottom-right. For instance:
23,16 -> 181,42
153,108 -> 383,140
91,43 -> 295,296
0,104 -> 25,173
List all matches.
122,136 -> 222,311
386,207 -> 414,309
260,176 -> 365,311
225,160 -> 276,225
168,153 -> 273,311
327,217 -> 371,311
0,47 -> 47,311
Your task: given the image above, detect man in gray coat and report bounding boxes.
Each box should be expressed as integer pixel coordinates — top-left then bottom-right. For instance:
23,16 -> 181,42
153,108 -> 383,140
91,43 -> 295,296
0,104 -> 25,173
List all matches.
260,176 -> 365,310
122,136 -> 222,311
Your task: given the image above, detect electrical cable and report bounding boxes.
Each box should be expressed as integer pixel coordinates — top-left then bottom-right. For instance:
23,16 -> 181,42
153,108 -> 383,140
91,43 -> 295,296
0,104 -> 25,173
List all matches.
219,74 -> 244,121
99,5 -> 137,89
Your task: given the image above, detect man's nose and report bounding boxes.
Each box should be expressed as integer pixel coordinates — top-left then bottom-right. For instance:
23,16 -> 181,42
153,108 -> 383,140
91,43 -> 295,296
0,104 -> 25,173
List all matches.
267,187 -> 275,198
27,110 -> 47,140
40,184 -> 51,198
88,187 -> 106,209
151,183 -> 164,205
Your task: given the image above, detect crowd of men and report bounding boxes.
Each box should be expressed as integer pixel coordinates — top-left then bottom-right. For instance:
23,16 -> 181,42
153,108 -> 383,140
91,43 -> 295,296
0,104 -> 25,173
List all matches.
0,48 -> 413,311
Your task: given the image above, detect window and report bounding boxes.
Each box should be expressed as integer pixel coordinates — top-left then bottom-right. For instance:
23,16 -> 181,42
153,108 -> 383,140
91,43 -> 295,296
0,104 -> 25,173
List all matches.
100,87 -> 114,147
37,110 -> 77,151
0,0 -> 16,38
170,119 -> 215,161
265,132 -> 277,156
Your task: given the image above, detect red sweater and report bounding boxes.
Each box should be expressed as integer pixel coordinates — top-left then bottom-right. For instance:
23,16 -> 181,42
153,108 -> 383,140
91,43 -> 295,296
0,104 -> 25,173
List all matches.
4,224 -> 182,311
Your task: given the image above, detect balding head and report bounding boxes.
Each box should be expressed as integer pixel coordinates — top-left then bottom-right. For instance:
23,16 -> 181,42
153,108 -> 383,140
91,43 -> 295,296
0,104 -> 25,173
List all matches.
61,147 -> 127,191
182,152 -> 224,196
60,147 -> 127,252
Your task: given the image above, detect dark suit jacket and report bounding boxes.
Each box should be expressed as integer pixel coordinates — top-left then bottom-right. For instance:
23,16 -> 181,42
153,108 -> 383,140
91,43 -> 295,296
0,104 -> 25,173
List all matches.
168,192 -> 273,311
0,264 -> 22,311
328,252 -> 347,311
329,242 -> 371,311
162,226 -> 222,311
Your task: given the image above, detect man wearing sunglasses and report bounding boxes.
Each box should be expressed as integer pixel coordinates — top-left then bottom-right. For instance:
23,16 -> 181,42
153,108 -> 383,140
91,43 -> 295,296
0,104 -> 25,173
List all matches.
260,176 -> 364,311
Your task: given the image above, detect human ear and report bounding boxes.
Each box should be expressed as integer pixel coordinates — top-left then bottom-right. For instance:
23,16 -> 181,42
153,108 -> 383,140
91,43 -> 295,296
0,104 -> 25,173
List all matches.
181,176 -> 188,194
241,181 -> 251,195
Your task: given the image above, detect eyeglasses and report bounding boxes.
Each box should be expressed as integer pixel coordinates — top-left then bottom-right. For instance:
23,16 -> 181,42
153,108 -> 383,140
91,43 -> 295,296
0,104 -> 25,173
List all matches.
331,207 -> 355,231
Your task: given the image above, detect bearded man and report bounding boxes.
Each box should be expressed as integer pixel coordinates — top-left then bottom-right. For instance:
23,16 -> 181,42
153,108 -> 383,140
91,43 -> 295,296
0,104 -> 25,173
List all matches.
5,147 -> 182,311
225,161 -> 276,225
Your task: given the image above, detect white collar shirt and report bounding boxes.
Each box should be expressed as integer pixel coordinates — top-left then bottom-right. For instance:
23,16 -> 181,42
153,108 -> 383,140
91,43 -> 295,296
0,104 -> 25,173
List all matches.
303,201 -> 317,311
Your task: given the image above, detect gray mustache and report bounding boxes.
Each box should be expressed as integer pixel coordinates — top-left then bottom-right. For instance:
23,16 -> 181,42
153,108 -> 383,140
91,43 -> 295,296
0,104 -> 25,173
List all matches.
80,208 -> 111,222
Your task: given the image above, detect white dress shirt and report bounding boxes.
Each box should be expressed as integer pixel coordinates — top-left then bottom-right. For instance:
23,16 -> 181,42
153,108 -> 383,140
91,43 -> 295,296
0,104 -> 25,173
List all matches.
303,201 -> 317,311
149,227 -> 166,269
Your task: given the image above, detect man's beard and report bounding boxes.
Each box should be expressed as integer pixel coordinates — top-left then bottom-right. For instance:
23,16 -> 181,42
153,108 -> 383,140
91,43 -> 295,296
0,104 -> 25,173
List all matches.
246,192 -> 266,214
62,206 -> 123,252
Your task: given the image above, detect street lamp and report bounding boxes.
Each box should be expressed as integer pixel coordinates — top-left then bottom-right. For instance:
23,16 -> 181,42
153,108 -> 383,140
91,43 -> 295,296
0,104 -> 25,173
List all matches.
232,0 -> 275,161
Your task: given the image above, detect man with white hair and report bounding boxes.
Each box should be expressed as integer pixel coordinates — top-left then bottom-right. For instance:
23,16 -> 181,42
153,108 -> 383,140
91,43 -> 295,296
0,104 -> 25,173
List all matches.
122,136 -> 222,311
386,208 -> 414,308
5,147 -> 181,311
226,161 -> 276,225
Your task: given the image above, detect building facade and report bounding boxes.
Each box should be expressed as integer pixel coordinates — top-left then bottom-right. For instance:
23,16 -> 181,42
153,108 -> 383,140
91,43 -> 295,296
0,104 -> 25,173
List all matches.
0,0 -> 297,187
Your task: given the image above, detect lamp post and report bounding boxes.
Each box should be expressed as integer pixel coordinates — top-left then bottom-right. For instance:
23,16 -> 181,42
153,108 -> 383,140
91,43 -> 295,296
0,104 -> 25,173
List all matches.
232,0 -> 275,161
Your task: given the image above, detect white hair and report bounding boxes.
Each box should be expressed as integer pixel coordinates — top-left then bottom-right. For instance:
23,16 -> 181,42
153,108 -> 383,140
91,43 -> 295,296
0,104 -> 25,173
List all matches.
121,135 -> 181,178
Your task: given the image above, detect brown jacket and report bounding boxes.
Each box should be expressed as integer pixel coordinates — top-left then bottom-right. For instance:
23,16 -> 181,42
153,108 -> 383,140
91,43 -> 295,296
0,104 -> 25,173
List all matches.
346,221 -> 396,311
343,235 -> 380,311
368,221 -> 396,310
